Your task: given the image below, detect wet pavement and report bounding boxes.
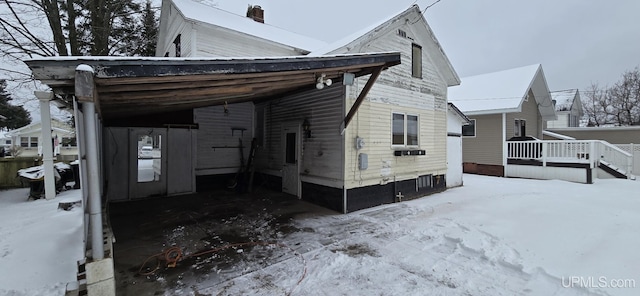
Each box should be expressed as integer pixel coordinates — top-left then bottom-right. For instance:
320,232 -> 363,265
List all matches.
109,187 -> 336,295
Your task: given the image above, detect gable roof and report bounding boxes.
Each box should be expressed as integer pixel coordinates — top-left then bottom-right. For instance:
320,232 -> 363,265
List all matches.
309,5 -> 460,87
550,89 -> 579,112
448,64 -> 556,120
167,0 -> 327,53
6,120 -> 74,137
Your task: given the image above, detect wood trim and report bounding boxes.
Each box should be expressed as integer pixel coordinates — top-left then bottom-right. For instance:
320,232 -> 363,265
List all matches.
341,66 -> 384,133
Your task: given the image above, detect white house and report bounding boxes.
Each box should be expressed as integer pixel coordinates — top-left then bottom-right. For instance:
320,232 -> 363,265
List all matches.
145,0 -> 461,212
547,89 -> 584,128
5,119 -> 77,160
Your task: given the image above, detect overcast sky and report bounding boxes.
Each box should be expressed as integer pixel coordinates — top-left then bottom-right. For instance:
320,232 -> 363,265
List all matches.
208,0 -> 640,92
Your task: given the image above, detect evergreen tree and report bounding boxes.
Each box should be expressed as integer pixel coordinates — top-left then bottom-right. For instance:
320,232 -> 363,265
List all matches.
0,80 -> 32,130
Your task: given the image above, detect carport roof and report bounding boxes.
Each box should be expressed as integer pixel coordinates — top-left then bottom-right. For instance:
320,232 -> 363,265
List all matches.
24,52 -> 400,119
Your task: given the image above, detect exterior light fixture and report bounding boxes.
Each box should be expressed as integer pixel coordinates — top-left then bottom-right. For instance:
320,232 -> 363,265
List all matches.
302,118 -> 311,138
316,74 -> 332,90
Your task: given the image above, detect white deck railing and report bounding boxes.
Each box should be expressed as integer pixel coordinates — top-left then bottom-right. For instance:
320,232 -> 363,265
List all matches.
506,140 -> 633,178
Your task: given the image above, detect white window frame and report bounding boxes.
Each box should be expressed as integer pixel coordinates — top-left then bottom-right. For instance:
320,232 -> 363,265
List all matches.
462,119 -> 476,138
392,112 -> 420,148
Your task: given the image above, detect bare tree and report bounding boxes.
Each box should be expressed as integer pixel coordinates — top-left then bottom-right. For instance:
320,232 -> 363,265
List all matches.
607,67 -> 640,126
582,83 -> 612,126
582,67 -> 640,126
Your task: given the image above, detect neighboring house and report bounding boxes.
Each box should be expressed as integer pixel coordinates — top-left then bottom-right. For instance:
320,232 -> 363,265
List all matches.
446,103 -> 471,187
547,89 -> 584,128
5,119 -> 77,160
141,0 -> 461,212
449,64 -> 557,177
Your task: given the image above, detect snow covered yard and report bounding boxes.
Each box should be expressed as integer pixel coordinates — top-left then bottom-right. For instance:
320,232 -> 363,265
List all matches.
195,175 -> 640,296
0,187 -> 84,296
2,174 -> 639,296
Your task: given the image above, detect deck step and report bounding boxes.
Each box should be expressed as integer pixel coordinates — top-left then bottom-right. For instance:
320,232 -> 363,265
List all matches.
599,161 -> 628,179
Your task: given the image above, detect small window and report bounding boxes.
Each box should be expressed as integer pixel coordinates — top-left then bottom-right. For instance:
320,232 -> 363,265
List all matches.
173,34 -> 181,57
462,119 -> 476,137
514,119 -> 526,137
392,113 -> 419,147
30,137 -> 38,148
397,29 -> 407,38
5,139 -> 11,145
412,44 -> 422,78
417,175 -> 432,189
20,137 -> 29,147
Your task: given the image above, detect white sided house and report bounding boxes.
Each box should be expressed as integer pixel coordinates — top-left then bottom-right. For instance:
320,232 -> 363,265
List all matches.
547,89 -> 584,128
6,119 -> 77,161
149,0 -> 461,212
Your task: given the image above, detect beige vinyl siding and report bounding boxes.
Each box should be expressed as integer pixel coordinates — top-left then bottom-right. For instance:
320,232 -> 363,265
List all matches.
462,114 -> 503,165
506,90 -> 543,139
255,86 -> 345,186
339,21 -> 448,189
194,23 -> 302,57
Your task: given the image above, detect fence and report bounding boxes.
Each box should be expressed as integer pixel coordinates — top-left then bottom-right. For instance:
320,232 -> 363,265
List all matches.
614,144 -> 640,176
0,158 -> 40,188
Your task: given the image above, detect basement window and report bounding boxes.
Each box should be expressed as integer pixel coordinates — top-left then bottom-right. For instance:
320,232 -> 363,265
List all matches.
412,44 -> 422,78
417,175 -> 432,189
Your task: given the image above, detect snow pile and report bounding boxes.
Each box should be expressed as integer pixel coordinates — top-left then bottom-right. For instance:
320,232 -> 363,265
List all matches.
0,188 -> 84,296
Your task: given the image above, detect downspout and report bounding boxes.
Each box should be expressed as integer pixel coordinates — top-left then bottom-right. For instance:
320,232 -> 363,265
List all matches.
35,91 -> 56,200
75,65 -> 104,260
502,113 -> 507,169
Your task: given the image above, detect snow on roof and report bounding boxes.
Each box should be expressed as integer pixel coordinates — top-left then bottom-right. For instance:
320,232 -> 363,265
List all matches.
550,89 -> 578,111
309,5 -> 416,56
171,0 -> 327,52
448,64 -> 541,114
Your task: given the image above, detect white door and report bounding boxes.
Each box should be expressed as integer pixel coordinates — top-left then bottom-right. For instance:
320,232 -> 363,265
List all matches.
282,123 -> 301,197
446,135 -> 463,188
130,128 -> 167,199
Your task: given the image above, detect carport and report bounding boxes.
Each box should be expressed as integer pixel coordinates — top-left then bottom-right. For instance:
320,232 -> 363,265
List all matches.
24,52 -> 400,295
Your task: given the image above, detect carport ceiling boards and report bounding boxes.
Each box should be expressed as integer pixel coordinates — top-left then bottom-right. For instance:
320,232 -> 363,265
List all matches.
24,52 -> 401,119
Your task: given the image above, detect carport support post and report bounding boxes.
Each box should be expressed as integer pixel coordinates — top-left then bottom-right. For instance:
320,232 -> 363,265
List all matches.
35,91 -> 56,200
75,65 -> 104,260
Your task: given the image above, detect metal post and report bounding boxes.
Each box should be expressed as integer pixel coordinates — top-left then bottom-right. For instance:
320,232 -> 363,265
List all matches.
76,64 -> 104,260
35,91 -> 56,200
83,101 -> 104,260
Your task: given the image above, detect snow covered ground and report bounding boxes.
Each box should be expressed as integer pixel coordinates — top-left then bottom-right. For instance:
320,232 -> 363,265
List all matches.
2,174 -> 639,295
0,188 -> 83,296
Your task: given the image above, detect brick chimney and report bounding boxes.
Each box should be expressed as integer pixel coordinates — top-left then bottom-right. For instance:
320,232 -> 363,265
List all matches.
246,5 -> 264,23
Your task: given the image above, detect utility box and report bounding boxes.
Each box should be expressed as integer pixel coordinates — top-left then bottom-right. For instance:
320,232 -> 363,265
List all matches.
358,153 -> 368,170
